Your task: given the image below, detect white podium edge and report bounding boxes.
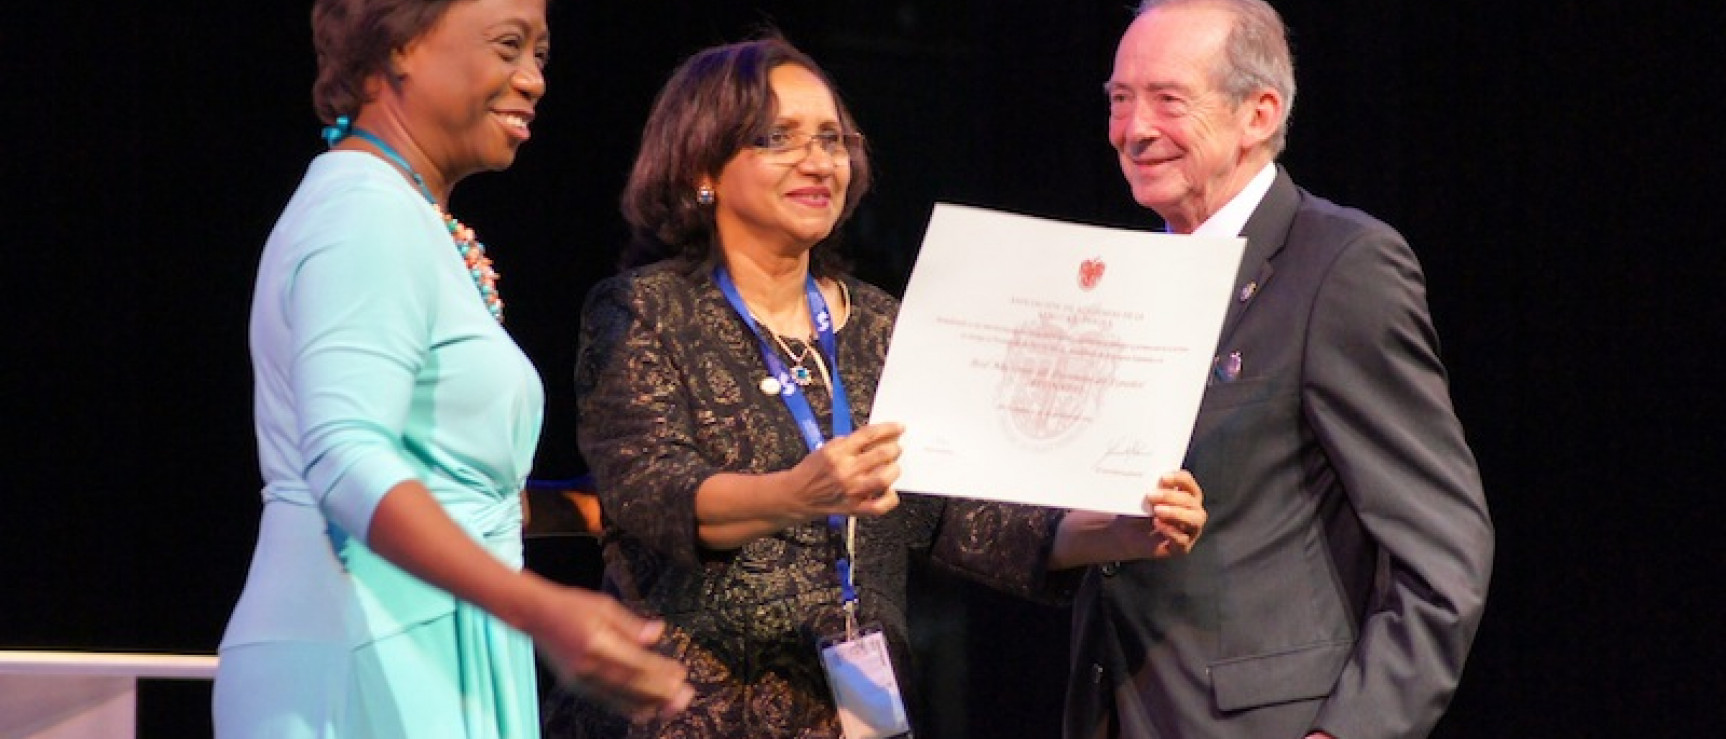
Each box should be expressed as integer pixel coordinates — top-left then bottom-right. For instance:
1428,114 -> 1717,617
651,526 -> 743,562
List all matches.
0,651 -> 219,738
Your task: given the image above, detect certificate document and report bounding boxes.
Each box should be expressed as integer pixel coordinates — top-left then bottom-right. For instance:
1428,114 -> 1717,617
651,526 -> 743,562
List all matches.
870,203 -> 1244,516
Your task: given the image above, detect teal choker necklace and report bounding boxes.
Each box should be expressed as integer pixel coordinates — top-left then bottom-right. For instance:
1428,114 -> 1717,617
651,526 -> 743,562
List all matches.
321,116 -> 504,323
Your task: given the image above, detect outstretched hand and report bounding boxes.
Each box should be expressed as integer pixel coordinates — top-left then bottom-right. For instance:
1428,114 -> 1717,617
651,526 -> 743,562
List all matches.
527,584 -> 694,722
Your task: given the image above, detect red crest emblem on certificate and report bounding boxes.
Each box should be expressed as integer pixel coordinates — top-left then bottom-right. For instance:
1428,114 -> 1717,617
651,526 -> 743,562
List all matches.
1078,258 -> 1106,290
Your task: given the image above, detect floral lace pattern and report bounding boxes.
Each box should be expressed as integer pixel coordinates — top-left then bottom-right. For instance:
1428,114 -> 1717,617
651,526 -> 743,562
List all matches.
542,261 -> 1075,738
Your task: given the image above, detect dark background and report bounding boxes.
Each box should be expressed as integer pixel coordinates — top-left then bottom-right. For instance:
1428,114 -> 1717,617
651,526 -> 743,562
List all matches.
5,0 -> 1723,735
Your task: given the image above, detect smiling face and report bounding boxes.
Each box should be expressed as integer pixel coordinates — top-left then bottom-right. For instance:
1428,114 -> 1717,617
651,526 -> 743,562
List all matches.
709,64 -> 852,261
1106,2 -> 1279,233
393,0 -> 548,184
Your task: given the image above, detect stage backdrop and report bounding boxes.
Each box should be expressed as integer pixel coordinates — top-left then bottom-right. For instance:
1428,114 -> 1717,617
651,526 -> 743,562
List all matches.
5,0 -> 1722,735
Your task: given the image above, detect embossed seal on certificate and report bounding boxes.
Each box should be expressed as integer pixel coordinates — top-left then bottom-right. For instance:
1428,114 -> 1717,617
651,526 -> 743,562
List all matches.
995,307 -> 1121,448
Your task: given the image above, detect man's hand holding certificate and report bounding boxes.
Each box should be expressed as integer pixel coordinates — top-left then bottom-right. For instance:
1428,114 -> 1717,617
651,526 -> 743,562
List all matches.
870,204 -> 1243,516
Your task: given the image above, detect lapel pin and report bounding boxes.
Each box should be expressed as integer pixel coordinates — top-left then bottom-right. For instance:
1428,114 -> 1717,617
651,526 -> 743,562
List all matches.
1211,351 -> 1244,384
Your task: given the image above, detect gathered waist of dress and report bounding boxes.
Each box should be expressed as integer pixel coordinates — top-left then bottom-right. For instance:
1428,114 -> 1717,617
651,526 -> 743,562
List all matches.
262,479 -> 524,548
444,490 -> 526,547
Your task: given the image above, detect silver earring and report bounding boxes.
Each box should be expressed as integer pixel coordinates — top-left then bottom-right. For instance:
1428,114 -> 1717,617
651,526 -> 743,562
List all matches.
696,185 -> 715,206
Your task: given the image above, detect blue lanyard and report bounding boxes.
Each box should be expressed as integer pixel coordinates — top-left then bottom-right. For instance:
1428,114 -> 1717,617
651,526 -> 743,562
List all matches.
713,267 -> 857,608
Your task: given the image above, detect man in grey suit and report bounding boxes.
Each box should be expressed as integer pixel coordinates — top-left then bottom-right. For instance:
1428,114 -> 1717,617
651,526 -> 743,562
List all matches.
1065,1 -> 1495,737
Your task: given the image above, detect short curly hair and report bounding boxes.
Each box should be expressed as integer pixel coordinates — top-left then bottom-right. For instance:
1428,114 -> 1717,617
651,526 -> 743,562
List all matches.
310,0 -> 460,124
618,35 -> 872,278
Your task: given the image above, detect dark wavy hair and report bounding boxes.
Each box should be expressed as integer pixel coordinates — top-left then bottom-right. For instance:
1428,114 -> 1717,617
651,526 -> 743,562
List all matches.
618,35 -> 872,278
310,0 -> 460,124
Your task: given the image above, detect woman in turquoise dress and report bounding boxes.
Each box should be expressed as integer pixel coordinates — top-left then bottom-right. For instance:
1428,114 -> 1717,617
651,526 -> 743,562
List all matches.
214,0 -> 690,735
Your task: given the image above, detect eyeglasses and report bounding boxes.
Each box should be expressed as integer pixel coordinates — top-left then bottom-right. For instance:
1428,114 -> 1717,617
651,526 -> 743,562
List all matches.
750,130 -> 863,165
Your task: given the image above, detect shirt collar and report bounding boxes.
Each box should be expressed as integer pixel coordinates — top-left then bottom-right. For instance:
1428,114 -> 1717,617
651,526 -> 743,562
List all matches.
1190,162 -> 1277,238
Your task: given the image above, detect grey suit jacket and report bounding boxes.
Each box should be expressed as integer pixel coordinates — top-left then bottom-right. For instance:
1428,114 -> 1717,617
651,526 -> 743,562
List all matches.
1064,168 -> 1494,739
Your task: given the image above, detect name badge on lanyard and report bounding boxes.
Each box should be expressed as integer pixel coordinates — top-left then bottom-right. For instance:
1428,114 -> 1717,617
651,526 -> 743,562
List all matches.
819,624 -> 912,738
714,268 -> 910,737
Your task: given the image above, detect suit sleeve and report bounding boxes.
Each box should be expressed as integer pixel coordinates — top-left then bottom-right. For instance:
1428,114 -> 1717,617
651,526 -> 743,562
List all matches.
1302,228 -> 1495,738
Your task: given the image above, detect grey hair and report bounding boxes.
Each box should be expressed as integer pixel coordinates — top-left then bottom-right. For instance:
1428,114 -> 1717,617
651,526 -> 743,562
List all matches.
1136,0 -> 1296,155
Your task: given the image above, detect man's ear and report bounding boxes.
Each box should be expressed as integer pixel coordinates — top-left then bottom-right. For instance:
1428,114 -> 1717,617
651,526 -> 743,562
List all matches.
1241,87 -> 1284,150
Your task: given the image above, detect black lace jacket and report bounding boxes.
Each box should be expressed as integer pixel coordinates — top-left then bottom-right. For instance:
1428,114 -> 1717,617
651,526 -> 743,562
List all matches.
544,261 -> 1074,738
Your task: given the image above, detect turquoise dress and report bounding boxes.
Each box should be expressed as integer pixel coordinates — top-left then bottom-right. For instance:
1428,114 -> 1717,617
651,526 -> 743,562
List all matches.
215,152 -> 546,738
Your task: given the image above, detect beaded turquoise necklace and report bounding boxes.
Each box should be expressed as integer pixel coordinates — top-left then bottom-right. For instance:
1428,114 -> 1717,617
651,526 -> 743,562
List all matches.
322,116 -> 504,323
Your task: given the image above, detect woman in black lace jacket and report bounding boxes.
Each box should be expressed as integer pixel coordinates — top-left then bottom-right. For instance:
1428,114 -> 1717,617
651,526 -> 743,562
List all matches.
543,36 -> 1206,739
